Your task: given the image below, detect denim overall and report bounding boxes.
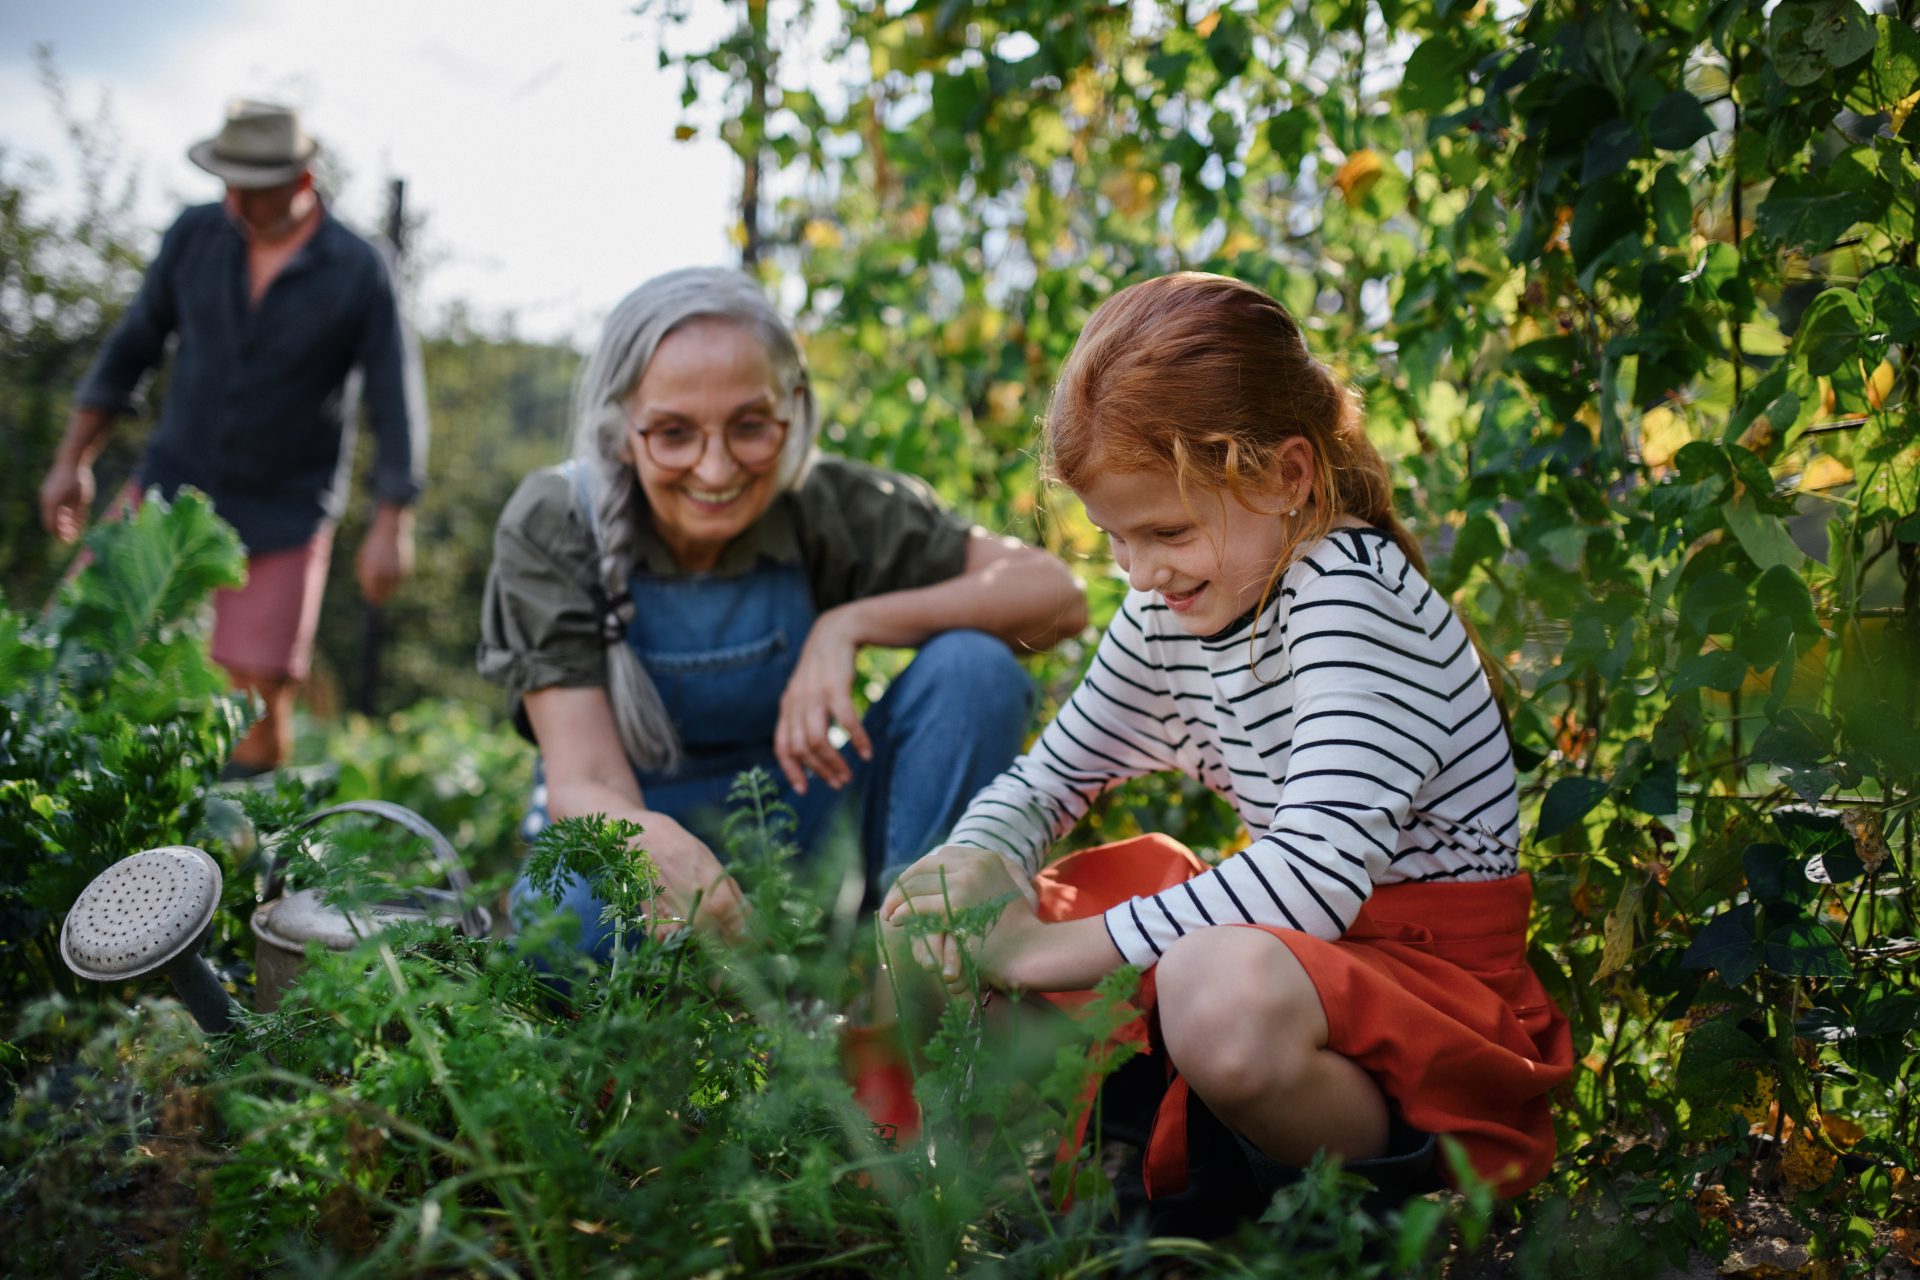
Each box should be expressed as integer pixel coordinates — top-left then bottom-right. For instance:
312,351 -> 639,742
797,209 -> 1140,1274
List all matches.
511,554 -> 1034,961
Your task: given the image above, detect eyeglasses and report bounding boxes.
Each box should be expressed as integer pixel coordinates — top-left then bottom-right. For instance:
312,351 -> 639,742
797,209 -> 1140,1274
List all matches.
628,412 -> 790,472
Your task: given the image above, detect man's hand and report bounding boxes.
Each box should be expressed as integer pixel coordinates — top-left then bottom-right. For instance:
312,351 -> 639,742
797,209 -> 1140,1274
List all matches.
39,459 -> 96,544
636,810 -> 747,943
775,603 -> 872,794
356,503 -> 416,606
40,407 -> 117,543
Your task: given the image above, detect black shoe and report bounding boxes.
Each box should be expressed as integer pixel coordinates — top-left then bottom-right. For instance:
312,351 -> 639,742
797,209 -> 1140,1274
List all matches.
1341,1117 -> 1441,1216
1091,1054 -> 1272,1238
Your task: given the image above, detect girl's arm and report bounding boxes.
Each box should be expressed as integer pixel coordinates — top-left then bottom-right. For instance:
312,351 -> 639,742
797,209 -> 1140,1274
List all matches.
940,594 -> 1188,874
883,595 -> 1193,991
777,531 -> 1087,792
524,685 -> 744,936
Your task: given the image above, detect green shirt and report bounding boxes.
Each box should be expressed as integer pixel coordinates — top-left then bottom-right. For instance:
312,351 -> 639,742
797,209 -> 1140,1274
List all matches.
477,454 -> 975,722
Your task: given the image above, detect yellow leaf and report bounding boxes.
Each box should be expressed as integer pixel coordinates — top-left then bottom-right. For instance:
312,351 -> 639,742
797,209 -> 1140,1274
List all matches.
1195,9 -> 1221,36
1595,881 -> 1643,980
1100,169 -> 1158,217
1068,72 -> 1100,120
869,18 -> 913,78
1842,807 -> 1889,873
1732,1078 -> 1776,1128
1332,149 -> 1385,207
673,124 -> 697,142
1221,227 -> 1264,258
1866,358 -> 1895,409
1639,406 -> 1692,468
1893,87 -> 1920,137
987,381 -> 1026,423
1819,1112 -> 1866,1148
1798,454 -> 1854,491
1779,1123 -> 1838,1191
801,219 -> 843,250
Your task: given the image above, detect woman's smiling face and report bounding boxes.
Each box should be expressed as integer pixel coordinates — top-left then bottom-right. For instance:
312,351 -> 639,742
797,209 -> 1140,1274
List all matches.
625,318 -> 785,573
1075,464 -> 1295,636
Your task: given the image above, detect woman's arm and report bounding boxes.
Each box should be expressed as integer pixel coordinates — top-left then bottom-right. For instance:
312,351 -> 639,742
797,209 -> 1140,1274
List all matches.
776,531 -> 1086,792
830,531 -> 1087,654
524,685 -> 743,936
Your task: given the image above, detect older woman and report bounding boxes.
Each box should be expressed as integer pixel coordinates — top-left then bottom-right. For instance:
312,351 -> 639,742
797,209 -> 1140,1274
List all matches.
479,268 -> 1085,954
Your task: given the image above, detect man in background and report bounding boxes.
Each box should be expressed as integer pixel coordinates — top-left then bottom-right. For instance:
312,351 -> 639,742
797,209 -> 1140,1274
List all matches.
38,98 -> 427,776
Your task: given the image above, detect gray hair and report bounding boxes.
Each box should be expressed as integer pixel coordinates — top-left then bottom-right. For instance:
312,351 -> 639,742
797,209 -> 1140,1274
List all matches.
570,267 -> 818,774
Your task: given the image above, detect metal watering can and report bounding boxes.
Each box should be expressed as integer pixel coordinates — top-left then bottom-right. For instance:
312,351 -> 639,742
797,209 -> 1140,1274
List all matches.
60,799 -> 490,1032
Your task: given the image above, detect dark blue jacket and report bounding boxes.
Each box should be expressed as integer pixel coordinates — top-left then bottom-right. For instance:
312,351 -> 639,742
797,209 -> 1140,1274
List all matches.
75,202 -> 427,554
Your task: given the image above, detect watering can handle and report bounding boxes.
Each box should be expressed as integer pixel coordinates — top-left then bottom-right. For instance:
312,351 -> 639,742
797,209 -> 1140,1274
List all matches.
281,800 -> 488,937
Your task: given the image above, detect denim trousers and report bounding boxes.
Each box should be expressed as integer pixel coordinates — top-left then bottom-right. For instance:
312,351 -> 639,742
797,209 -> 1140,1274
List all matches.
510,560 -> 1033,960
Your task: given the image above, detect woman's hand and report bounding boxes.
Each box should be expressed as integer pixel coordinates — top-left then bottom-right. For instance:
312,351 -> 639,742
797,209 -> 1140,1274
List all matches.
775,603 -> 872,794
880,845 -> 1039,995
633,810 -> 746,942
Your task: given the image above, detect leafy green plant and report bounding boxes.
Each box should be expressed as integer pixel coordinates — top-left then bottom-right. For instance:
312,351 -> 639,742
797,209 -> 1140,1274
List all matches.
314,698 -> 537,883
656,0 -> 1919,1259
0,487 -> 250,1003
3,770 -> 1492,1276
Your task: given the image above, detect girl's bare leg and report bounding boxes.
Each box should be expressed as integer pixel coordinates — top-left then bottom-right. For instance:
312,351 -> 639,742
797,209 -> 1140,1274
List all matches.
1155,926 -> 1389,1165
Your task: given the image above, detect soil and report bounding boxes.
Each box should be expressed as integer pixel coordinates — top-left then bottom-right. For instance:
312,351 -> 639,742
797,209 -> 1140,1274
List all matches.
1443,1187 -> 1918,1278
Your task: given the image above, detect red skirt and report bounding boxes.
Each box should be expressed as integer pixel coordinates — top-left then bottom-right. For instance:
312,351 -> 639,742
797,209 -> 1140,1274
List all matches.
1034,834 -> 1572,1199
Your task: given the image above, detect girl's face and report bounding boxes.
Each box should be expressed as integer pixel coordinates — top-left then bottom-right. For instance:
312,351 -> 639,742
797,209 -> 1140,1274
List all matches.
1076,460 -> 1301,637
625,319 -> 785,573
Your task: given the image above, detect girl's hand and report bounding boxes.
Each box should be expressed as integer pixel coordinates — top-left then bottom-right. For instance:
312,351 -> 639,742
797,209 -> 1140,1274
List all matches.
881,846 -> 1039,995
637,811 -> 746,942
776,605 -> 872,794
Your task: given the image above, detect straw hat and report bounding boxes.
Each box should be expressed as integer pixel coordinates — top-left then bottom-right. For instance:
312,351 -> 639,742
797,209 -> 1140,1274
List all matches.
187,99 -> 318,188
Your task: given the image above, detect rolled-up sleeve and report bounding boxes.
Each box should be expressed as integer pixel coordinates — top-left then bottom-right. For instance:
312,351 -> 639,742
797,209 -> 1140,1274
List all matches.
74,214 -> 185,414
478,469 -> 606,729
356,245 -> 427,507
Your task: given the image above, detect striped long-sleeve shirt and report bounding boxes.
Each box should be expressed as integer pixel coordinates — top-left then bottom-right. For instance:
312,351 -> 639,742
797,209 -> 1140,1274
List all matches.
945,526 -> 1520,969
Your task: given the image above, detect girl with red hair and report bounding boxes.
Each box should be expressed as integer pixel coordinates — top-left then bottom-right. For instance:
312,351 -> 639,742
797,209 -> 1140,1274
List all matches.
882,272 -> 1570,1231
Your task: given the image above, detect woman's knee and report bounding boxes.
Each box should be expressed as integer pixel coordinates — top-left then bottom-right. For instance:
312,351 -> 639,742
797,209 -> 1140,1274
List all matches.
904,629 -> 1033,722
1156,928 -> 1325,1106
510,868 -> 613,960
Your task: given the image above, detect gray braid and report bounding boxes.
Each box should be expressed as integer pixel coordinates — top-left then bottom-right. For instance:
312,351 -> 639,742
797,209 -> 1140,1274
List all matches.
569,267 -> 819,774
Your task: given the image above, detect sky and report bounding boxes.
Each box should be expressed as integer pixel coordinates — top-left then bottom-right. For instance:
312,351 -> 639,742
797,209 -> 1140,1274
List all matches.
0,0 -> 746,347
